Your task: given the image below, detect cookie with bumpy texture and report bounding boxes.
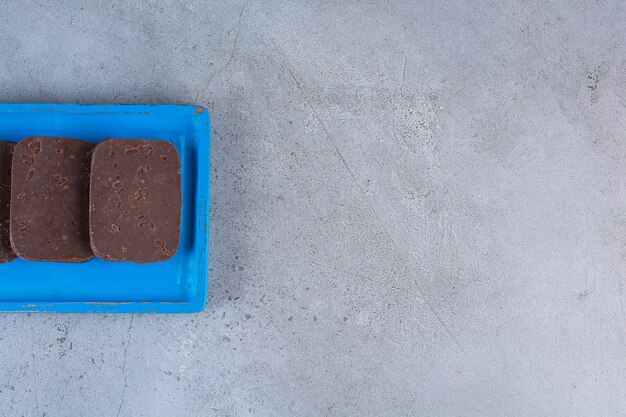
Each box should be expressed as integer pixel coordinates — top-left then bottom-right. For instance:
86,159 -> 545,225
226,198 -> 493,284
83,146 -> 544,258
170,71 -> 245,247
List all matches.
10,137 -> 94,262
0,141 -> 16,263
89,139 -> 181,263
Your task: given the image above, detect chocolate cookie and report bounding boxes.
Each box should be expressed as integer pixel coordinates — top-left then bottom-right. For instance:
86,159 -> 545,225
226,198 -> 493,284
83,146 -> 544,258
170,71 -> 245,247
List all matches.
10,137 -> 94,262
89,139 -> 182,263
0,141 -> 16,263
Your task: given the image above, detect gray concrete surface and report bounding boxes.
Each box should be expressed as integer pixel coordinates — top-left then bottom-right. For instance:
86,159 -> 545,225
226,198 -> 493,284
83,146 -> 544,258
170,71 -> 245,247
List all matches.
1,0 -> 626,415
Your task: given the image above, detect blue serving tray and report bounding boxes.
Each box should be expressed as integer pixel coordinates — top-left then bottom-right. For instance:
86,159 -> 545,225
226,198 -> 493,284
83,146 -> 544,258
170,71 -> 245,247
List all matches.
0,103 -> 210,313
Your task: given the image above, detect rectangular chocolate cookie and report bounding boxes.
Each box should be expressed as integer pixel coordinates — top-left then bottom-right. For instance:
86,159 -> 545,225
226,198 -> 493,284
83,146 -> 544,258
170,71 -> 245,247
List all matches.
89,139 -> 182,263
10,137 -> 94,262
0,141 -> 16,263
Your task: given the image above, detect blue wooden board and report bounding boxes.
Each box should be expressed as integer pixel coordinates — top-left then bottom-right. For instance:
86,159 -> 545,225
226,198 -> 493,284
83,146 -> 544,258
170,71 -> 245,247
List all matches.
0,103 -> 211,313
